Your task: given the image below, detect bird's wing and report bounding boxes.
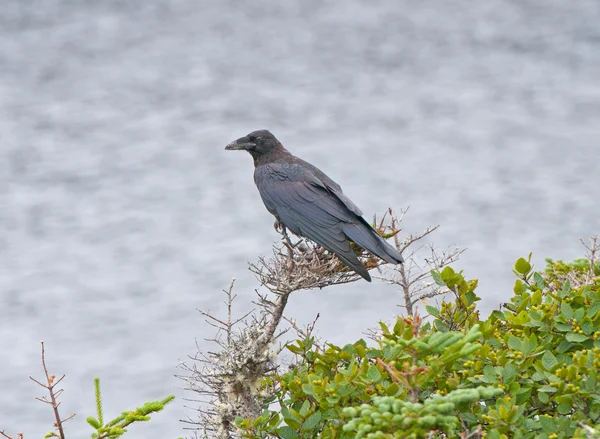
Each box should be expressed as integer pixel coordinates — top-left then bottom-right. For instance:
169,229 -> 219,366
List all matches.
254,163 -> 368,277
302,162 -> 363,217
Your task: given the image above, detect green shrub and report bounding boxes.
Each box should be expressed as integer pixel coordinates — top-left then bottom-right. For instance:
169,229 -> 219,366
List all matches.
236,255 -> 600,439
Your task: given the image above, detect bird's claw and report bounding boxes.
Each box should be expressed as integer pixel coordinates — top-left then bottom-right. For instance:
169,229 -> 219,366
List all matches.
274,219 -> 285,234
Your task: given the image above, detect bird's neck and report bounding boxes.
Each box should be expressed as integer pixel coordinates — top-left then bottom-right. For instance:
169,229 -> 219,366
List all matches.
252,147 -> 293,167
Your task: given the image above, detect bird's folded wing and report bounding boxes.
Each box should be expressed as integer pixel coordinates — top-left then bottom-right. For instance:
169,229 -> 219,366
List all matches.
255,164 -> 360,260
300,161 -> 363,217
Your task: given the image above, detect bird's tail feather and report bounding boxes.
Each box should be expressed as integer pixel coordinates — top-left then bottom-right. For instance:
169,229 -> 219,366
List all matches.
292,212 -> 372,281
333,250 -> 371,282
343,222 -> 404,265
305,231 -> 371,281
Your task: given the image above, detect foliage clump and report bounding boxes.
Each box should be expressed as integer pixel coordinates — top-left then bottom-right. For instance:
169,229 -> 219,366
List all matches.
236,249 -> 600,439
1,344 -> 174,439
86,377 -> 175,439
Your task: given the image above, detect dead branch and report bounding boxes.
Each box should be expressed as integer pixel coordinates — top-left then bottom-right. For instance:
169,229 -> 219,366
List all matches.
374,209 -> 464,316
282,313 -> 320,344
29,342 -> 74,439
580,235 -> 599,284
548,235 -> 599,290
0,431 -> 22,439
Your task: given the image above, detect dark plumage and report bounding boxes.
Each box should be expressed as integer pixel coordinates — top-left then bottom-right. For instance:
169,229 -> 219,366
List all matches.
225,129 -> 403,281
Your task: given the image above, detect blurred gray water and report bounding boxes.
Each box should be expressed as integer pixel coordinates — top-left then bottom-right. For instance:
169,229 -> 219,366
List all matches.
1,0 -> 599,436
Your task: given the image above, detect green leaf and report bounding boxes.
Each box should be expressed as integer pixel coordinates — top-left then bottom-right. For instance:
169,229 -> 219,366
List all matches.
520,338 -> 533,356
268,414 -> 281,428
393,318 -> 404,336
514,258 -> 532,275
507,336 -> 522,350
580,318 -> 594,335
514,280 -> 526,294
299,400 -> 310,416
560,280 -> 571,297
529,310 -> 542,322
379,322 -> 391,335
342,344 -> 356,355
366,365 -> 382,382
538,392 -> 549,403
434,320 -> 449,332
326,395 -> 340,404
531,372 -> 546,381
460,413 -> 478,424
541,351 -> 558,371
556,340 -> 573,353
464,291 -> 478,305
533,272 -> 546,289
556,395 -> 573,405
587,301 -> 600,318
425,305 -> 440,317
287,344 -> 303,355
565,333 -> 588,342
301,412 -> 322,431
302,384 -> 317,397
531,290 -> 543,306
385,383 -> 399,396
539,416 -> 556,433
337,383 -> 354,397
282,407 -> 302,424
441,266 -> 456,283
355,344 -> 366,358
483,365 -> 497,381
502,364 -> 517,384
366,349 -> 383,359
431,270 -> 446,286
354,339 -> 367,348
490,310 -> 505,321
561,303 -> 574,320
554,323 -> 572,332
557,403 -> 572,415
278,426 -> 299,439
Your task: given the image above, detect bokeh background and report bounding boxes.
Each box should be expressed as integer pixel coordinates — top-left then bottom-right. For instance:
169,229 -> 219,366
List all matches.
1,0 -> 599,436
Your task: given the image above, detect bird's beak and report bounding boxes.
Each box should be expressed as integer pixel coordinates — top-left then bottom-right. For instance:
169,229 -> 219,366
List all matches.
225,136 -> 255,151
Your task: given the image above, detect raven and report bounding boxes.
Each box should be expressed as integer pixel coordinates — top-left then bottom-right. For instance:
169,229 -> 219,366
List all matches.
225,129 -> 403,281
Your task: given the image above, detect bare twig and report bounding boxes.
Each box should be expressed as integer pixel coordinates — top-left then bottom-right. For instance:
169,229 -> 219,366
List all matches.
283,313 -> 320,341
29,342 -> 74,439
226,279 -> 235,345
458,424 -> 483,438
580,235 -> 599,284
282,313 -> 322,353
548,235 -> 599,290
374,208 -> 464,316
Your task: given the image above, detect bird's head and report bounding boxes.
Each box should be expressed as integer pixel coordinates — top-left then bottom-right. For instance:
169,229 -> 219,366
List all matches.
225,130 -> 284,163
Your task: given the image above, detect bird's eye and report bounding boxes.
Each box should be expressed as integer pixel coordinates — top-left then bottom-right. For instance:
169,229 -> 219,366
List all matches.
248,135 -> 256,142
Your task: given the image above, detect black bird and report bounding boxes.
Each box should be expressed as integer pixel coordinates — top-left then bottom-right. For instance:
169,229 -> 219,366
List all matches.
225,130 -> 403,281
